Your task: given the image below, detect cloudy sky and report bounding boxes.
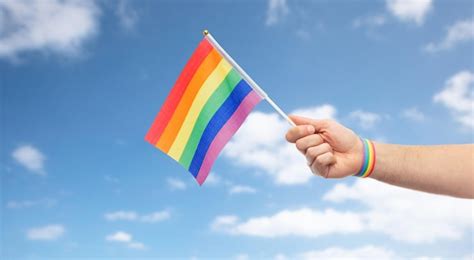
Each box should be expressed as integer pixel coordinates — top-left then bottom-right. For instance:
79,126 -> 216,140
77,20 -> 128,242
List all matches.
1,0 -> 473,259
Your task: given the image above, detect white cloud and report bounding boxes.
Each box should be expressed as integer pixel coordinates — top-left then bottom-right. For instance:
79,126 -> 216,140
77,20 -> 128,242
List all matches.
353,14 -> 387,28
0,0 -> 99,60
462,254 -> 474,260
167,177 -> 187,190
116,0 -> 138,31
213,179 -> 471,244
425,19 -> 474,53
7,198 -> 56,209
293,246 -> 452,260
211,208 -> 364,238
211,215 -> 239,230
386,0 -> 432,25
324,178 -> 473,243
106,231 -> 146,250
234,254 -> 249,260
265,0 -> 289,26
265,248 -> 463,259
205,173 -> 220,185
104,210 -> 170,223
349,110 -> 382,129
104,211 -> 138,221
223,104 -> 336,185
140,211 -> 170,223
274,253 -> 287,260
292,104 -> 337,119
106,231 -> 132,242
128,242 -> 146,250
433,70 -> 474,129
401,107 -> 426,122
27,224 -> 65,241
229,185 -> 257,195
12,145 -> 46,175
299,245 -> 395,260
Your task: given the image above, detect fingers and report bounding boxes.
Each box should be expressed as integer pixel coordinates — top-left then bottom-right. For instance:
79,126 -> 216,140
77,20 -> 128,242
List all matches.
285,125 -> 315,143
287,114 -> 339,178
286,115 -> 336,144
295,134 -> 324,154
310,152 -> 336,178
289,115 -> 329,132
305,143 -> 332,166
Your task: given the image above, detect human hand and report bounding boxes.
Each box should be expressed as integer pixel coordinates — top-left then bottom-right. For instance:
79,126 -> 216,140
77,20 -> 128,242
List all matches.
285,115 -> 363,178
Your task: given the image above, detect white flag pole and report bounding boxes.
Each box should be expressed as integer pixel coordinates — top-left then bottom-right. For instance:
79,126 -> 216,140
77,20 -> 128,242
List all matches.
203,30 -> 296,127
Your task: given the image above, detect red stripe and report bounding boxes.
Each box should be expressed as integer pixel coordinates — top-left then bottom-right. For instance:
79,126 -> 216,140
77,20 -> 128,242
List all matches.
145,38 -> 213,144
365,140 -> 376,178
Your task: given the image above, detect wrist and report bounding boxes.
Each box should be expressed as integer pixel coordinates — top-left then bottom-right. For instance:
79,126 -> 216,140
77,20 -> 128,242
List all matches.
354,138 -> 376,178
367,142 -> 398,181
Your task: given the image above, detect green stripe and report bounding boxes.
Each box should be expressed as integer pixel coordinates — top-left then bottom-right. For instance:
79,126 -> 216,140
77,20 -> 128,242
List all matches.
357,139 -> 370,177
179,69 -> 242,168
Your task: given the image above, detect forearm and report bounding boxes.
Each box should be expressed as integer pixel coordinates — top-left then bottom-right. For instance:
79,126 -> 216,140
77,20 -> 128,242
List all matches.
370,143 -> 474,199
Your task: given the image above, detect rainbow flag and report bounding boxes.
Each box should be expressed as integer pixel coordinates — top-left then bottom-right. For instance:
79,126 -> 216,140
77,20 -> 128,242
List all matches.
145,35 -> 263,185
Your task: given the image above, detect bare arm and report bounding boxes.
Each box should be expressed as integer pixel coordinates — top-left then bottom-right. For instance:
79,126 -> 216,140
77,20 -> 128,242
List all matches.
285,115 -> 474,199
372,143 -> 473,198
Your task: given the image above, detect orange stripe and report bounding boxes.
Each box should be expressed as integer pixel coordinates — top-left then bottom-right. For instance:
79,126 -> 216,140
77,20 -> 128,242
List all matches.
363,141 -> 375,177
156,49 -> 222,152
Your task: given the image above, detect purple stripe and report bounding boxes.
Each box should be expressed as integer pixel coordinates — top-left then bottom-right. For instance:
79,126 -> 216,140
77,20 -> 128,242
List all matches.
196,91 -> 262,185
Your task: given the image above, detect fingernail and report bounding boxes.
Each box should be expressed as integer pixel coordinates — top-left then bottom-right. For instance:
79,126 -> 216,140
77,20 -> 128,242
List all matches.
307,125 -> 315,133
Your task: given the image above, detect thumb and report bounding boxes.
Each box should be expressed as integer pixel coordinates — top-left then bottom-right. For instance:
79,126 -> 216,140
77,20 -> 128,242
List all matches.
289,115 -> 327,132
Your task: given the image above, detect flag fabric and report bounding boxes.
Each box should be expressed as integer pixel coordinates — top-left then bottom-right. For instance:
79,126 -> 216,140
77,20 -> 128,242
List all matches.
145,37 -> 263,185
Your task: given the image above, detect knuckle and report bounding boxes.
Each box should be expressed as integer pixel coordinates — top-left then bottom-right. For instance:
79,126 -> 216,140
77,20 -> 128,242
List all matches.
327,153 -> 335,163
322,143 -> 332,152
323,119 -> 336,127
295,139 -> 305,150
316,155 -> 326,165
287,127 -> 306,142
307,147 -> 318,158
299,126 -> 309,137
314,134 -> 323,144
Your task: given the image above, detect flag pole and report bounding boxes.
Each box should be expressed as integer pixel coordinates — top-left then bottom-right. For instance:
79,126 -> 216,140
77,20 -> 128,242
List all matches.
203,30 -> 296,127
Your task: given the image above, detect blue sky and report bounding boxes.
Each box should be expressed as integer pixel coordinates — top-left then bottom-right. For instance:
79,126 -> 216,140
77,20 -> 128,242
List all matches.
1,0 -> 473,259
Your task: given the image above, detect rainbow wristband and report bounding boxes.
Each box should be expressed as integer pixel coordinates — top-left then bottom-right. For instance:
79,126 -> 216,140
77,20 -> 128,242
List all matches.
354,138 -> 376,178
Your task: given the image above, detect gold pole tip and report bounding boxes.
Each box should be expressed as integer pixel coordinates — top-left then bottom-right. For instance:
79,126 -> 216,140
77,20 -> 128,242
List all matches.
203,29 -> 209,36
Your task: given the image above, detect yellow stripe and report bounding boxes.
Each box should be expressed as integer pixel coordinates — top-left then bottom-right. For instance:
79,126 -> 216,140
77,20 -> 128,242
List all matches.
362,141 -> 374,177
167,59 -> 233,160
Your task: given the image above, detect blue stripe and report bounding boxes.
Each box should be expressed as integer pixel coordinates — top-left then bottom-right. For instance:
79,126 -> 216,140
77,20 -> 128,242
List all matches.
188,79 -> 252,176
356,138 -> 370,177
